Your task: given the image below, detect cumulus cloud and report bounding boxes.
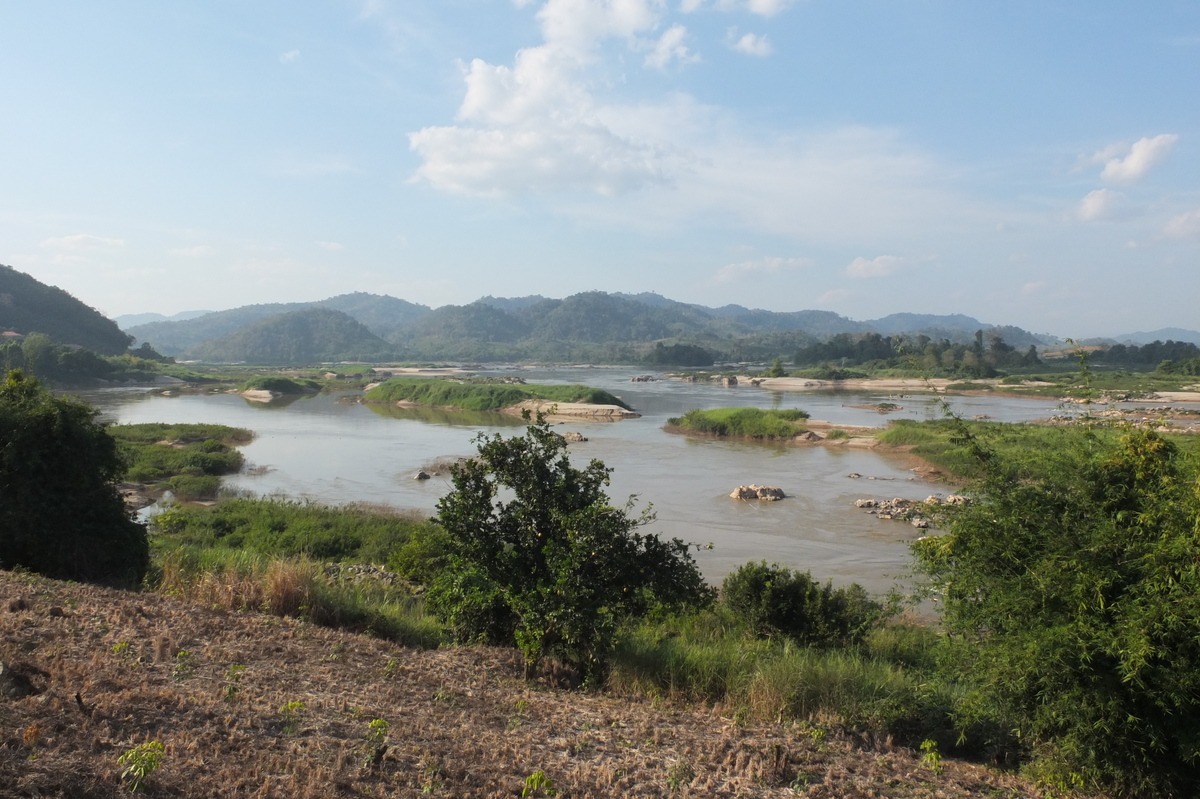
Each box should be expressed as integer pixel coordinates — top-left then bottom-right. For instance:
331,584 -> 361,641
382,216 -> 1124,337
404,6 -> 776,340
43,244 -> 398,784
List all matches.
41,233 -> 125,250
409,0 -> 690,196
279,49 -> 300,64
1076,188 -> 1131,222
714,255 -> 810,282
1084,134 -> 1179,183
645,24 -> 699,68
728,30 -> 772,56
846,254 -> 906,279
1164,208 -> 1200,238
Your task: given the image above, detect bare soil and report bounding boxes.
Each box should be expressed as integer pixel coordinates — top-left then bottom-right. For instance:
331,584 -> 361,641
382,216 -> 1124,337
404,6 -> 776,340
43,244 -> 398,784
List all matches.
0,570 -> 1046,798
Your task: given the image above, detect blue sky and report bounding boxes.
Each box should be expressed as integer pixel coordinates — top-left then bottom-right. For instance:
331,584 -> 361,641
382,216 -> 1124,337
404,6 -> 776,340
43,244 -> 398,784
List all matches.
1,1 -> 1197,337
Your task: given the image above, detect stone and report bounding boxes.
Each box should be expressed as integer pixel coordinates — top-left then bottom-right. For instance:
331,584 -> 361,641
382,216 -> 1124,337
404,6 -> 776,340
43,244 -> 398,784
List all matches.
414,470 -> 431,480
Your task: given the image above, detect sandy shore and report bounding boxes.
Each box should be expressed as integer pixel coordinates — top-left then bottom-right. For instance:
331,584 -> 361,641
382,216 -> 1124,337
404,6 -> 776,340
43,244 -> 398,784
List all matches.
239,389 -> 279,402
1130,390 -> 1200,403
501,399 -> 641,421
754,376 -> 953,392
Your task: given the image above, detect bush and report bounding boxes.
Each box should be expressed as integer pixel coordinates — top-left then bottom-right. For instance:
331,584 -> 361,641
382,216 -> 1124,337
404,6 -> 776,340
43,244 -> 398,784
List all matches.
913,428 -> 1200,795
0,370 -> 148,587
432,415 -> 715,680
721,562 -> 883,647
667,407 -> 810,438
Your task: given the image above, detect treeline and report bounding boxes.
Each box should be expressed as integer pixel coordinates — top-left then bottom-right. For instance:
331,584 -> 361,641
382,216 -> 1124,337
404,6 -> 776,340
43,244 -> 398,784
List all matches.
1,334 -> 179,386
793,331 -> 1040,378
1090,339 -> 1200,372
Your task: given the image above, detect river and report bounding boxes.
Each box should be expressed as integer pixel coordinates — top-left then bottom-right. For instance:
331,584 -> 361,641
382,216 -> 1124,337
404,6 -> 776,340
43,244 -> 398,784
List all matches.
81,367 -> 1071,593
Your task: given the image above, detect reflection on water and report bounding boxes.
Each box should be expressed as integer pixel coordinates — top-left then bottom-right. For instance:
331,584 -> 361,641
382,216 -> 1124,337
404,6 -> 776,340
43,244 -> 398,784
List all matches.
81,369 -> 1075,592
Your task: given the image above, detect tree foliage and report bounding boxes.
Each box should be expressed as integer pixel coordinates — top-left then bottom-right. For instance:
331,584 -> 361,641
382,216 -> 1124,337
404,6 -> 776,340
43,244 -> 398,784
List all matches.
912,427 -> 1200,795
0,370 -> 148,587
431,415 -> 714,680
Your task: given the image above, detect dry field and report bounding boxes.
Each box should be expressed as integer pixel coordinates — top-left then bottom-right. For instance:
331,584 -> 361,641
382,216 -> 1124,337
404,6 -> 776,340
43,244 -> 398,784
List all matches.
0,570 -> 1044,798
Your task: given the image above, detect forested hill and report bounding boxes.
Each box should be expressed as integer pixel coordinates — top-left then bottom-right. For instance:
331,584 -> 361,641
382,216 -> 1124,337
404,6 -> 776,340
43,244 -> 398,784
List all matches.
0,264 -> 132,355
127,293 -> 429,356
131,289 -> 1053,364
186,308 -> 395,364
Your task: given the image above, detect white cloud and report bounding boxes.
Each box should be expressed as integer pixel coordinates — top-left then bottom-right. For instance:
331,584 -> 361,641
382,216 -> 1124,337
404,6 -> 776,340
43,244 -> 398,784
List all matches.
645,25 -> 699,68
1076,188 -> 1131,222
279,49 -> 301,64
1085,134 -> 1178,183
315,240 -> 345,251
846,254 -> 906,279
1164,208 -> 1200,238
684,0 -> 797,15
1021,281 -> 1046,296
817,289 -> 850,304
714,255 -> 810,282
40,233 -> 125,250
409,0 -> 688,196
169,245 -> 212,257
728,30 -> 772,56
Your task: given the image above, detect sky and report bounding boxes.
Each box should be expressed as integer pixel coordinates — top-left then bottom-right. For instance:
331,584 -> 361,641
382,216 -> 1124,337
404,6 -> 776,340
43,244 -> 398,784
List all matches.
1,1 -> 1198,338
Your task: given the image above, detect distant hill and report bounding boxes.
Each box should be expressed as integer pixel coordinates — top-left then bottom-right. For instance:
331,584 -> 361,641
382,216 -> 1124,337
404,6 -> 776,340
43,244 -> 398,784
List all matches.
0,263 -> 132,355
113,310 -> 211,329
865,313 -> 984,336
475,295 -> 549,313
130,293 -> 429,355
186,308 -> 395,364
1114,328 -> 1200,346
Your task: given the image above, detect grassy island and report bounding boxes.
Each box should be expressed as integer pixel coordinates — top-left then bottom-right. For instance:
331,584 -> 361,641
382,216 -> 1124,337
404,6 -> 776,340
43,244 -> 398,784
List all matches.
363,377 -> 632,411
238,376 -> 322,394
110,422 -> 253,500
667,407 -> 810,438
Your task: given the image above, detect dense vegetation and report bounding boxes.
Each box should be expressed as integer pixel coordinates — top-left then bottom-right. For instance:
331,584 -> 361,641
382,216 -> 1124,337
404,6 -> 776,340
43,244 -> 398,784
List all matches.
187,307 -> 395,364
364,377 -> 632,411
0,263 -> 133,355
793,330 -> 1041,378
109,423 -> 252,501
238,376 -> 321,393
0,370 -> 147,587
667,407 -> 810,438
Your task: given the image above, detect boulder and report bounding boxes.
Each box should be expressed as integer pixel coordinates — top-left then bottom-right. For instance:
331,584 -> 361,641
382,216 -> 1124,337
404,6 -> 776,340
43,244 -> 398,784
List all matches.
561,432 -> 588,442
721,376 -> 738,387
414,470 -> 431,480
795,431 -> 823,442
730,484 -> 785,501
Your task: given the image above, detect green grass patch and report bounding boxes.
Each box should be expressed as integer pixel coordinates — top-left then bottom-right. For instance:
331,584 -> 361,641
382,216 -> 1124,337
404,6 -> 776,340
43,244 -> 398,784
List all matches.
110,423 -> 252,489
363,377 -> 631,411
239,376 -> 322,393
944,381 -> 993,391
666,407 -> 810,438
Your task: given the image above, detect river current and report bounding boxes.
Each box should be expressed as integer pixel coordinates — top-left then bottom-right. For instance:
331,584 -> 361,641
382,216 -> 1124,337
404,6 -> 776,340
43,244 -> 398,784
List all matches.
81,367 -> 1071,593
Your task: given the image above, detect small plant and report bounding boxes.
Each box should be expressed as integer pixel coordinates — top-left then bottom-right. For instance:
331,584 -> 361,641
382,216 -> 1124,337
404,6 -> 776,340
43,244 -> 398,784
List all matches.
111,641 -> 131,659
920,739 -> 943,776
221,664 -> 246,700
521,770 -> 556,797
825,428 -> 850,440
118,740 -> 165,792
172,649 -> 197,682
362,718 -> 389,768
383,657 -> 400,678
279,700 -> 306,734
667,759 -> 695,792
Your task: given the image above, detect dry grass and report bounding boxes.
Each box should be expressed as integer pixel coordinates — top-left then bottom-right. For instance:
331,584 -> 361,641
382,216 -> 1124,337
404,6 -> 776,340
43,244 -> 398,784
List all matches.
0,569 -> 1050,798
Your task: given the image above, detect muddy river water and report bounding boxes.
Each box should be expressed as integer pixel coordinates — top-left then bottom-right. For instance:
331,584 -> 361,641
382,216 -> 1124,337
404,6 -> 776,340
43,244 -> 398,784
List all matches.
82,368 -> 1088,593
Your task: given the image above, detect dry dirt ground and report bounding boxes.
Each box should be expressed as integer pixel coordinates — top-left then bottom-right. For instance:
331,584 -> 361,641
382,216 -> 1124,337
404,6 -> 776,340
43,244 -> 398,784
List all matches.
0,570 -> 1046,798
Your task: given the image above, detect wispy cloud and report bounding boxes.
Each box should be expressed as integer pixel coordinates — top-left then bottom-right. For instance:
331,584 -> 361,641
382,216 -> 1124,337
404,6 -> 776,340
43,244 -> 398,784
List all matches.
1164,208 -> 1200,238
41,233 -> 125,250
845,254 -> 907,279
645,24 -> 699,69
315,240 -> 344,251
683,0 -> 798,16
714,255 -> 810,282
169,245 -> 212,257
1021,280 -> 1046,296
279,49 -> 301,64
1076,188 -> 1132,222
728,29 -> 772,56
817,289 -> 850,304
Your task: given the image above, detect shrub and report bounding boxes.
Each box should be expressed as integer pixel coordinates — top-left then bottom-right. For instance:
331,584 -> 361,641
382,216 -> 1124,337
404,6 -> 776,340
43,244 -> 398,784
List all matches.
721,562 -> 882,647
667,407 -> 809,438
0,370 -> 148,587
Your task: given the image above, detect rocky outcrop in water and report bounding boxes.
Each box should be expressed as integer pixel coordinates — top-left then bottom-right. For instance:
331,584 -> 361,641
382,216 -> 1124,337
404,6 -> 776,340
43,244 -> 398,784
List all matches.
730,485 -> 785,501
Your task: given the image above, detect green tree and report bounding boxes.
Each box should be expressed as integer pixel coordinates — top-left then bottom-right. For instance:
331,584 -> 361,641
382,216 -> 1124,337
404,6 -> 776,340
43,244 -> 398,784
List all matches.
913,427 -> 1200,795
432,414 -> 714,680
0,370 -> 148,587
765,357 -> 787,378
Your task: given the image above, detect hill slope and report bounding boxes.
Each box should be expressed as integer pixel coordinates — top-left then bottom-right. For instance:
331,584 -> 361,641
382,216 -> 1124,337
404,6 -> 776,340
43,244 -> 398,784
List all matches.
186,308 -> 394,363
0,264 -> 132,355
0,569 -> 1038,798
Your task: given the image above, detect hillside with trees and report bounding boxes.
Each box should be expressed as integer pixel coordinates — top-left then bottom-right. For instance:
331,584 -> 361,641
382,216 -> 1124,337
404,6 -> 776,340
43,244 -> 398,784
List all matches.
186,308 -> 395,364
0,263 -> 133,355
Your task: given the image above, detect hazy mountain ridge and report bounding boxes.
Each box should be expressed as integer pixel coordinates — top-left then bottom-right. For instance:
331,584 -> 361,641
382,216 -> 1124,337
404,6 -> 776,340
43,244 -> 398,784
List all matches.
1114,328 -> 1200,346
0,263 -> 133,355
125,288 -> 1085,365
187,308 -> 394,364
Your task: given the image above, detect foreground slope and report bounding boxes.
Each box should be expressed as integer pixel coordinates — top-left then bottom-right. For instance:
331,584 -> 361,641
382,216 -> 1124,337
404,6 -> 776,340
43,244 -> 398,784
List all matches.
0,570 -> 1041,798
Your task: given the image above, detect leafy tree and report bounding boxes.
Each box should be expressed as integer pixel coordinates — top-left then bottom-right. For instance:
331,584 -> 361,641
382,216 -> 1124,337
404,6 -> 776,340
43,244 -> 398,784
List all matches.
912,427 -> 1200,795
765,357 -> 787,377
0,370 -> 148,587
432,414 -> 714,680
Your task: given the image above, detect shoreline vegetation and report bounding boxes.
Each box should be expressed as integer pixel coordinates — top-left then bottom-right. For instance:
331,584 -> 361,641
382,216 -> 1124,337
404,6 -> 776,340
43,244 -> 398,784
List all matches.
110,422 -> 254,504
361,376 -> 639,417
